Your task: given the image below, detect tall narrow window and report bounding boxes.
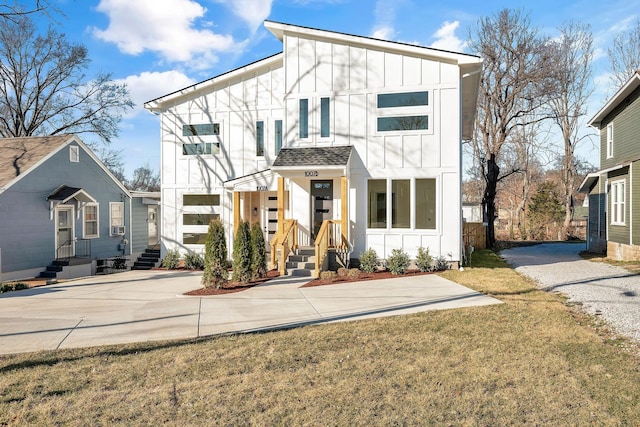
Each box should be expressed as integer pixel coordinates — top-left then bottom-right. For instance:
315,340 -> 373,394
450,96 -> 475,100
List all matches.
368,179 -> 387,228
415,179 -> 436,229
391,180 -> 410,228
274,120 -> 283,154
299,98 -> 309,139
69,145 -> 79,162
607,123 -> 614,158
320,97 -> 330,138
83,203 -> 99,238
256,121 -> 264,156
611,180 -> 625,225
109,202 -> 124,235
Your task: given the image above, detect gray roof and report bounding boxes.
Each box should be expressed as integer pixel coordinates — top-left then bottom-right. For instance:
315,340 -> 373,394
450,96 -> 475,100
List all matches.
272,146 -> 352,167
47,185 -> 83,201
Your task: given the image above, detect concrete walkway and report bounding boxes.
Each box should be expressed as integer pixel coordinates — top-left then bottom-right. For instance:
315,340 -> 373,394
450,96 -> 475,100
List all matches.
0,270 -> 501,354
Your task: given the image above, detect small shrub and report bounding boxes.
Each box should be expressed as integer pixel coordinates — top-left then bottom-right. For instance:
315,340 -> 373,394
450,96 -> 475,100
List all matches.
387,248 -> 410,275
1,283 -> 13,293
184,252 -> 204,270
347,268 -> 361,278
232,221 -> 252,283
13,282 -> 28,291
250,222 -> 267,280
320,271 -> 337,281
202,219 -> 228,289
433,256 -> 449,271
337,267 -> 349,277
359,248 -> 378,273
415,246 -> 433,272
1,282 -> 29,293
162,249 -> 181,269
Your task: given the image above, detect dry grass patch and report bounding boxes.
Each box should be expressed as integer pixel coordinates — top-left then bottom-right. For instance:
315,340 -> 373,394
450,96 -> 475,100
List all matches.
1,250 -> 640,425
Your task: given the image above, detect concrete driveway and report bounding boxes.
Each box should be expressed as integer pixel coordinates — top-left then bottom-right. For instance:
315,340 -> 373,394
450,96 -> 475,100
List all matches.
0,269 -> 501,354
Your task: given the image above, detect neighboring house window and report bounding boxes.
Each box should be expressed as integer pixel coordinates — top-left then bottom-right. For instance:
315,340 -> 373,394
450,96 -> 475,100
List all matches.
368,178 -> 437,230
183,194 -> 220,206
274,120 -> 283,154
83,203 -> 99,238
109,202 -> 124,235
256,121 -> 264,156
377,91 -> 430,132
611,179 -> 625,225
607,123 -> 614,158
299,98 -> 309,139
320,97 -> 330,138
182,123 -> 220,155
70,145 -> 79,162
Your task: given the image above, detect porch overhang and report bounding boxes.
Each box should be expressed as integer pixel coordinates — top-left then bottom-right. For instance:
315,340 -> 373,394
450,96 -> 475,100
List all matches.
270,146 -> 353,178
577,173 -> 600,194
47,185 -> 97,220
223,169 -> 278,192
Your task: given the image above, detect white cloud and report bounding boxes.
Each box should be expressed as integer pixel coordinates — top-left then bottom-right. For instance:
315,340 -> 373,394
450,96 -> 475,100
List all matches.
430,20 -> 466,52
370,0 -> 397,40
217,0 -> 273,31
371,26 -> 395,40
92,0 -> 240,69
118,71 -> 197,117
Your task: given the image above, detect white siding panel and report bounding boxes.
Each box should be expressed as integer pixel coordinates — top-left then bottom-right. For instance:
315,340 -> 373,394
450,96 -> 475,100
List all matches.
421,59 -> 440,84
285,36 -> 299,94
188,159 -> 204,185
217,86 -> 229,110
384,135 -> 402,169
384,52 -> 403,87
403,135 -> 421,168
271,67 -> 284,106
284,98 -> 298,145
335,94 -> 349,145
299,38 -> 316,93
365,233 -> 385,259
257,72 -> 271,107
229,112 -> 245,175
402,234 -> 421,258
349,94 -> 367,150
244,75 -> 257,105
366,49 -> 384,88
441,172 -> 460,260
316,40 -> 332,92
441,62 -> 458,84
333,43 -> 349,91
350,46 -> 366,90
421,134 -> 440,168
440,88 -> 459,168
403,56 -> 421,86
384,234 -> 402,258
368,137 -> 384,169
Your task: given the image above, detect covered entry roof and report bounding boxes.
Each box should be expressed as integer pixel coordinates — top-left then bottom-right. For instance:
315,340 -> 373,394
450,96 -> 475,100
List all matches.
272,146 -> 352,168
47,185 -> 96,203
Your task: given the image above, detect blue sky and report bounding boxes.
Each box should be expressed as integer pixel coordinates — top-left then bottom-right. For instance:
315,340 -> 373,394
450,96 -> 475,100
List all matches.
37,0 -> 640,177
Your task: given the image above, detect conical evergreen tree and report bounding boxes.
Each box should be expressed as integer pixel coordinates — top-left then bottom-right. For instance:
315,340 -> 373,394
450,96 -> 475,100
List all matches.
202,219 -> 228,289
232,221 -> 252,283
250,222 -> 267,279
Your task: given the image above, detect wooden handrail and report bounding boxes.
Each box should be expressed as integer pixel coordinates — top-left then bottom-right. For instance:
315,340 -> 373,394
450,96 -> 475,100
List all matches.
314,220 -> 344,277
270,219 -> 298,275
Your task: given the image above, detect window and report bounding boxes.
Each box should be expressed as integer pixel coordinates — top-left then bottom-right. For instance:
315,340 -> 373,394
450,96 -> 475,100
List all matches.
183,213 -> 219,226
109,202 -> 124,235
299,98 -> 309,138
378,116 -> 429,131
607,123 -> 614,158
183,233 -> 208,245
182,143 -> 219,155
377,91 -> 428,108
69,145 -> 79,162
368,179 -> 387,228
392,180 -> 410,228
274,120 -> 283,154
182,123 -> 219,136
183,194 -> 220,206
83,203 -> 99,238
367,178 -> 437,230
256,121 -> 264,156
320,97 -> 330,138
611,180 -> 625,225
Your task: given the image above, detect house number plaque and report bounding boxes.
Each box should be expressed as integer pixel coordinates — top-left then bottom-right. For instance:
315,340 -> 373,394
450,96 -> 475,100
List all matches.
256,185 -> 268,191
304,171 -> 319,177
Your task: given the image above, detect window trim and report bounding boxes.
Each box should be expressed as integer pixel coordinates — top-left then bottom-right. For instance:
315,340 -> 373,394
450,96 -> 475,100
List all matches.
320,97 -> 331,138
83,203 -> 99,239
299,98 -> 309,139
256,120 -> 265,157
109,202 -> 124,236
375,90 -> 432,135
606,123 -> 614,159
611,179 -> 625,226
274,119 -> 283,155
69,145 -> 79,163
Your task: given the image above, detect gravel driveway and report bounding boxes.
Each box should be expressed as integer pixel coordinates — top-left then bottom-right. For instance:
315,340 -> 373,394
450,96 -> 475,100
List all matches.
501,242 -> 640,342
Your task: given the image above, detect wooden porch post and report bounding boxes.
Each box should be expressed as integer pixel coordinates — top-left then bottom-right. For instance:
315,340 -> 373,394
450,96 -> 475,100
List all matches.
341,176 -> 348,246
233,192 -> 240,237
277,177 -> 285,233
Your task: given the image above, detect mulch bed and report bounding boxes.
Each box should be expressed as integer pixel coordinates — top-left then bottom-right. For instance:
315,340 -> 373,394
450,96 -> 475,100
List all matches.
301,269 -> 436,287
184,269 -> 280,296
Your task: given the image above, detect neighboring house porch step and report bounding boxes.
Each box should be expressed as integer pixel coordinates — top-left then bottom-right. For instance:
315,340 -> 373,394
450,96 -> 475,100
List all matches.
39,257 -> 90,279
131,248 -> 161,271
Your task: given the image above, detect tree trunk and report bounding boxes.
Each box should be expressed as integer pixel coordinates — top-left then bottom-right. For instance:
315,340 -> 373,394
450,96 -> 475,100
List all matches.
483,154 -> 500,249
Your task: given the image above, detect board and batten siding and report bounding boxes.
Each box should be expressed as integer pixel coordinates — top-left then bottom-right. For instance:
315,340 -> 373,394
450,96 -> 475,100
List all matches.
600,87 -> 640,170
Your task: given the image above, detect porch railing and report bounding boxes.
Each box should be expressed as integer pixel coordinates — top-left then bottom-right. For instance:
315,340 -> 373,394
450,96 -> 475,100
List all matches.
314,220 -> 349,277
270,219 -> 298,275
56,238 -> 91,263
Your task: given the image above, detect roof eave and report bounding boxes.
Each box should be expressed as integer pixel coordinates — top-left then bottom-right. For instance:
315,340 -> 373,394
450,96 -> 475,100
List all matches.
588,71 -> 640,128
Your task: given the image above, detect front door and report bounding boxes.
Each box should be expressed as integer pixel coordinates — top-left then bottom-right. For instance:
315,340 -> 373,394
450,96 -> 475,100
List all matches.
148,206 -> 159,246
55,205 -> 75,258
311,180 -> 333,241
263,192 -> 279,248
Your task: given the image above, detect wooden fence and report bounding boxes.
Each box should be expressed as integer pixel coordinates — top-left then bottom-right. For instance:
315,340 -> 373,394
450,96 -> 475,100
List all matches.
463,222 -> 486,250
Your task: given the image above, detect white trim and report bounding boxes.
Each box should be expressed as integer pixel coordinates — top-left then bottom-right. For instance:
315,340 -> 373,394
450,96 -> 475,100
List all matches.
606,123 -> 614,158
589,71 -> 640,127
69,145 -> 79,162
109,202 -> 125,235
83,202 -> 100,239
611,179 -> 626,226
55,205 -> 75,258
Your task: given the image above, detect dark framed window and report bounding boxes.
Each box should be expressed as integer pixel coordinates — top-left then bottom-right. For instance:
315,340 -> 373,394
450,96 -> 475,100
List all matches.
256,121 -> 264,156
299,98 -> 309,138
367,179 -> 387,228
320,97 -> 330,138
182,123 -> 220,136
183,213 -> 220,226
182,143 -> 219,155
416,179 -> 436,229
183,233 -> 208,245
183,194 -> 220,206
378,116 -> 429,132
377,91 -> 428,108
274,120 -> 283,154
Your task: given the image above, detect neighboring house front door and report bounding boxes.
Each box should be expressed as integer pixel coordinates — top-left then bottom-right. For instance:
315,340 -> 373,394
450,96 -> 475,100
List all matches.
55,205 -> 75,258
311,180 -> 333,241
148,206 -> 159,246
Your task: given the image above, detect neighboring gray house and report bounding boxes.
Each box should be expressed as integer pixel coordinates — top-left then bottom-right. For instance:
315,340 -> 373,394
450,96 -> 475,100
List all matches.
130,191 -> 162,270
0,135 -> 133,281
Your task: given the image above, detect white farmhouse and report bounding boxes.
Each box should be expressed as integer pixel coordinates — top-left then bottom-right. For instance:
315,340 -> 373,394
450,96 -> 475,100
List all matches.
145,21 -> 482,275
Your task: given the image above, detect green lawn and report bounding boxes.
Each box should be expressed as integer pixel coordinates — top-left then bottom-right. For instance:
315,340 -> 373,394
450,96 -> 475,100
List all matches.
1,250 -> 639,425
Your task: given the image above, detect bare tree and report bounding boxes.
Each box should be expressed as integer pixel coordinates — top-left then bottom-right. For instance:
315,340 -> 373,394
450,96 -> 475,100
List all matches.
607,20 -> 640,89
0,15 -> 133,142
128,164 -> 161,192
0,1 -> 50,21
468,9 -> 555,248
548,22 -> 594,240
